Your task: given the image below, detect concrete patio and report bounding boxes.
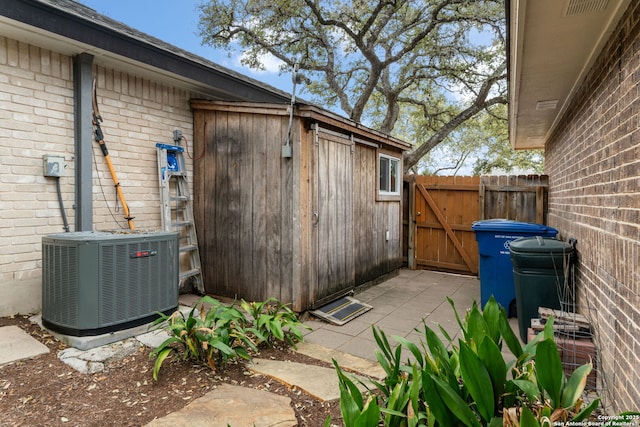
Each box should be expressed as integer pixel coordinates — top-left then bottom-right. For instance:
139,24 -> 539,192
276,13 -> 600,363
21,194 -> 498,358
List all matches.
301,268 -> 480,362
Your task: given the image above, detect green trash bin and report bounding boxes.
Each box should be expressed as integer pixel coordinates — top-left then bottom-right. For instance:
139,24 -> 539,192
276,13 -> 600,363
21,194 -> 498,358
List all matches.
509,236 -> 574,342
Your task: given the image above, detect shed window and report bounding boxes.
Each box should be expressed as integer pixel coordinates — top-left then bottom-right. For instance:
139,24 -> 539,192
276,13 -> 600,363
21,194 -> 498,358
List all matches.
379,154 -> 400,196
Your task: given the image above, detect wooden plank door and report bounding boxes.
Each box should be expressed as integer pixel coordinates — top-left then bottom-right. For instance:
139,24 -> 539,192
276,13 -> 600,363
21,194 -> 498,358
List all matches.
312,125 -> 355,307
413,176 -> 479,274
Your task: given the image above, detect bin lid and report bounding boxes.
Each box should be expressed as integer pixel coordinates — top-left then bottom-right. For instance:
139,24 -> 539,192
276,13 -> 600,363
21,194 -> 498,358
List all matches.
509,236 -> 574,254
471,219 -> 557,235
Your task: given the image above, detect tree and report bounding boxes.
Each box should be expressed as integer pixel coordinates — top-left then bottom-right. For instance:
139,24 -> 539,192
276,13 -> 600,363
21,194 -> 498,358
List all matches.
415,106 -> 544,175
469,105 -> 544,175
197,0 -> 509,172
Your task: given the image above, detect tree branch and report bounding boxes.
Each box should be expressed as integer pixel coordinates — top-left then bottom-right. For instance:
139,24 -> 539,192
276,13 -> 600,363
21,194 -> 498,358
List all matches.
403,65 -> 507,172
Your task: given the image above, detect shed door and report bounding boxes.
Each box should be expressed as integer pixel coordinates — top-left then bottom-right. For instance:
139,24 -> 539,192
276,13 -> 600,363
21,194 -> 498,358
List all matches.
312,125 -> 355,307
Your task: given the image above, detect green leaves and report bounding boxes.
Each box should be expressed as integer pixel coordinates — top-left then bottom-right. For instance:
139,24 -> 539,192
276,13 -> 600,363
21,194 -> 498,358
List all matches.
561,363 -> 591,408
432,375 -> 482,427
477,336 -> 507,404
151,347 -> 175,381
240,297 -> 310,347
511,379 -> 540,402
149,296 -> 310,380
459,341 -> 494,422
335,296 -> 602,426
572,398 -> 601,422
335,359 -> 381,427
519,406 -> 541,427
499,309 -> 523,359
535,339 -> 563,408
481,298 -> 502,345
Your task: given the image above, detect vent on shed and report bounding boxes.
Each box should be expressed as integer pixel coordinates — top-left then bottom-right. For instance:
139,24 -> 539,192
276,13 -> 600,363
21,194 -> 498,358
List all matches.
536,100 -> 559,111
563,0 -> 609,16
311,296 -> 372,326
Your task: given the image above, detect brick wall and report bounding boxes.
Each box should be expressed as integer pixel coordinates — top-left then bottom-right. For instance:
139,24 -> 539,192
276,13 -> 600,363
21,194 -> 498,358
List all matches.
91,66 -> 194,229
544,2 -> 640,412
0,36 -> 196,316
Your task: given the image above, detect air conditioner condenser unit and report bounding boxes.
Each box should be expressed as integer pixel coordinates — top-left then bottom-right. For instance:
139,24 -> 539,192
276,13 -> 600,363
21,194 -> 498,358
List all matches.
42,231 -> 179,336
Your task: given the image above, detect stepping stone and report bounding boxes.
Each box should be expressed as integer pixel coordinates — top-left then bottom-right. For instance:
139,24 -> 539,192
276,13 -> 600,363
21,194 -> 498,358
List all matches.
0,325 -> 49,366
250,358 -> 370,401
145,383 -> 296,427
294,341 -> 385,379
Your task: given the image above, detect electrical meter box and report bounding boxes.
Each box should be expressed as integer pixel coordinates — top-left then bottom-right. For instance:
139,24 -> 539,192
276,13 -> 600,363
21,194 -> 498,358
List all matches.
43,155 -> 65,177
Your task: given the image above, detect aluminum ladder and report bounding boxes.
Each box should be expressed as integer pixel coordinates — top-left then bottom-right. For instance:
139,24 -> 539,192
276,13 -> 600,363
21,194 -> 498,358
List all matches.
156,143 -> 204,294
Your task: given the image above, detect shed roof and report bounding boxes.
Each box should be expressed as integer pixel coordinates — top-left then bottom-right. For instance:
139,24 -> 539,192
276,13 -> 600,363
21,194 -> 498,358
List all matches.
191,100 -> 412,152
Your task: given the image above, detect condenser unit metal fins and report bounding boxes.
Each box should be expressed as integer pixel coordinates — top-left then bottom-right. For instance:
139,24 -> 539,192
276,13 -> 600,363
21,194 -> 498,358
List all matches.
42,231 -> 179,337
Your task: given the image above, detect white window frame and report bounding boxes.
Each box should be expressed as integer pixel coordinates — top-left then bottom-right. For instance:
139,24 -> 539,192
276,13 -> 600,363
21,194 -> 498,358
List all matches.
378,153 -> 401,199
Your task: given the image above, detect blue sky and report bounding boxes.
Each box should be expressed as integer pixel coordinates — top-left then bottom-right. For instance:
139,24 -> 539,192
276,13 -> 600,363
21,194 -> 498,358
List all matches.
77,0 -> 293,92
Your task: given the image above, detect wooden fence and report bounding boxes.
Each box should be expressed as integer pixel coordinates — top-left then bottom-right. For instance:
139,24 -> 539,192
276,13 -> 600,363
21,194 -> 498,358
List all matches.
479,175 -> 549,224
404,175 -> 549,274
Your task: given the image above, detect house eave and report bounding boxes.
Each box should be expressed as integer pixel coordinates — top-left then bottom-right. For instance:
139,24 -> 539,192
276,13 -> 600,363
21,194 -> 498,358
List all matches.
508,0 -> 630,150
0,0 -> 291,103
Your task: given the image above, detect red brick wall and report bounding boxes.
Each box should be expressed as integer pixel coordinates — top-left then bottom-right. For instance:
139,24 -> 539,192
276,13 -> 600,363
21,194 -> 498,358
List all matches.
544,2 -> 640,412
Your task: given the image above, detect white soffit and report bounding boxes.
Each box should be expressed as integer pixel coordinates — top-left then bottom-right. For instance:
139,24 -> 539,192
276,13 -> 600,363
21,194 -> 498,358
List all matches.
509,0 -> 630,149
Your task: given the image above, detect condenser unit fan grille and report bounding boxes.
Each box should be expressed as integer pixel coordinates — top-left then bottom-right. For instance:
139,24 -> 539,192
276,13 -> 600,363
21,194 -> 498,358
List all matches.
42,231 -> 179,336
42,243 -> 79,326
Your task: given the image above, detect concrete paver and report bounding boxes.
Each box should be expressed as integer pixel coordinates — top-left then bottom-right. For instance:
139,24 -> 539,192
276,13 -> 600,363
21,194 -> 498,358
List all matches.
249,357 -> 373,402
57,338 -> 142,374
0,325 -> 49,366
136,328 -> 172,348
303,269 -> 480,362
331,335 -> 386,361
251,358 -> 343,401
294,342 -> 385,379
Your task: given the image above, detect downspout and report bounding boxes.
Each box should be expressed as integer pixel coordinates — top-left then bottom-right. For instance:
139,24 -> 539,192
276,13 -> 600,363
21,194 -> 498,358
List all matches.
282,63 -> 298,159
283,63 -> 310,158
73,53 -> 94,231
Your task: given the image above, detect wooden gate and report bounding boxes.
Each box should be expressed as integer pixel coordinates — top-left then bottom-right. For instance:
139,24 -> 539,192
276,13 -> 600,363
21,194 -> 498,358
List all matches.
409,176 -> 480,274
405,175 -> 549,275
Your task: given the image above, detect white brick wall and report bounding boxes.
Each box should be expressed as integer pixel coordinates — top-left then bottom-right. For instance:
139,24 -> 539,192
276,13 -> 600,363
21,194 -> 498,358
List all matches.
91,66 -> 194,230
0,36 -> 195,316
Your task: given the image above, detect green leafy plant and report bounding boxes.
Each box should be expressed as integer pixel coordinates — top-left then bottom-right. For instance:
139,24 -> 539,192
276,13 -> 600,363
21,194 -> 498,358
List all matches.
334,296 -> 600,426
149,296 -> 257,380
149,296 -> 309,381
334,359 -> 382,427
503,327 -> 600,426
240,297 -> 310,347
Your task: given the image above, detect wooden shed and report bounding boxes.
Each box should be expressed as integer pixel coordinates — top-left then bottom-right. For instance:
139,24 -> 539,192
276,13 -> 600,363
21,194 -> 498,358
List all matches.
191,100 -> 411,311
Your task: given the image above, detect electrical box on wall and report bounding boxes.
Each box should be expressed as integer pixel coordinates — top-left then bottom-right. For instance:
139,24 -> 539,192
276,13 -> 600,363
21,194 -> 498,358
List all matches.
43,155 -> 65,177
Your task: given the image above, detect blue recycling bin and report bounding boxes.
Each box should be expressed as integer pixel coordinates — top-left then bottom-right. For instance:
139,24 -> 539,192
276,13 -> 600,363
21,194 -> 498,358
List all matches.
471,220 -> 558,316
